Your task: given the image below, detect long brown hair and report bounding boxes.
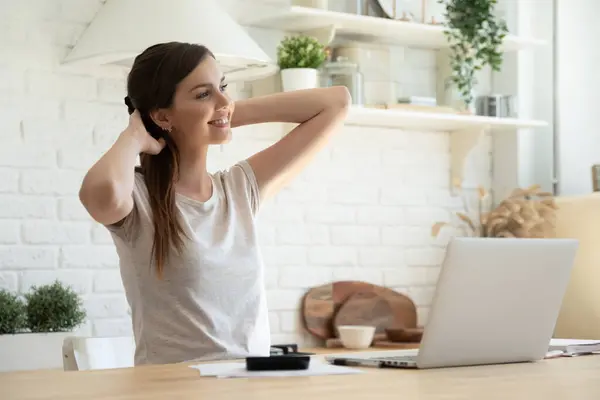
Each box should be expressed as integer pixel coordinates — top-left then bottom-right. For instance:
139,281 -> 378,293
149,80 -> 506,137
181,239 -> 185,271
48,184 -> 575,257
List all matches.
125,42 -> 214,278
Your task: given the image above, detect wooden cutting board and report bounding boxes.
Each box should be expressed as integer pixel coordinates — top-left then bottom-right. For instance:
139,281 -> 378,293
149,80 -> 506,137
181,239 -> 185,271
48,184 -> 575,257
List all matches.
332,291 -> 394,336
372,341 -> 421,349
302,281 -> 418,340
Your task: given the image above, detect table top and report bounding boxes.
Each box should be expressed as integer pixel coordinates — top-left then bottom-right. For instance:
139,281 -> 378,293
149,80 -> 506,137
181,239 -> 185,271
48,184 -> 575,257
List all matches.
3,348 -> 600,400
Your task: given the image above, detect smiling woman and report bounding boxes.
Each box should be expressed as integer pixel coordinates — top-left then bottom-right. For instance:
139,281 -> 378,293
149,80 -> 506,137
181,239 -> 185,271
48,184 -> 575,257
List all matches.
78,41 -> 350,367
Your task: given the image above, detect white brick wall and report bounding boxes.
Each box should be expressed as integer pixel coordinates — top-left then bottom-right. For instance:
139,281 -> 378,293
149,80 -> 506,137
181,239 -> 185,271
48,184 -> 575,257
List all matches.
0,0 -> 489,345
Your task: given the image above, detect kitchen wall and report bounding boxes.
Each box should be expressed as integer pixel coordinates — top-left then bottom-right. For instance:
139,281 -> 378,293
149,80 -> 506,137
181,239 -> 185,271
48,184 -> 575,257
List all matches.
0,0 -> 485,345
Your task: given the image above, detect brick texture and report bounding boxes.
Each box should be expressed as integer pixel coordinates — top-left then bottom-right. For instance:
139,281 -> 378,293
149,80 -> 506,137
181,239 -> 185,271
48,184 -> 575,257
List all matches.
0,0 -> 491,343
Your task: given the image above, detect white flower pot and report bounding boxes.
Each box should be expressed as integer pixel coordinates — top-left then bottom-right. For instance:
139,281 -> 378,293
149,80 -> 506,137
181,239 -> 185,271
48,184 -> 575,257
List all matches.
0,332 -> 73,372
280,68 -> 319,92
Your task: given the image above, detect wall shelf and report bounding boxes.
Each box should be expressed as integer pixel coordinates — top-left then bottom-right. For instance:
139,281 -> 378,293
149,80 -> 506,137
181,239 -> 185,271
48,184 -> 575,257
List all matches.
345,106 -> 548,132
242,4 -> 549,192
239,6 -> 546,50
343,106 -> 548,191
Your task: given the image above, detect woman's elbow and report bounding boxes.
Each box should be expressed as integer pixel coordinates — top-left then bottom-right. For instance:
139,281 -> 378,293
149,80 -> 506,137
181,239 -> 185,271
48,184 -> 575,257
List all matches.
331,86 -> 352,109
79,180 -> 128,225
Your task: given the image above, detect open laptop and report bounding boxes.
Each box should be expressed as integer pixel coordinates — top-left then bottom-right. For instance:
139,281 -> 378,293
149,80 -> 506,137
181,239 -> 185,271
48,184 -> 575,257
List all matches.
326,237 -> 579,369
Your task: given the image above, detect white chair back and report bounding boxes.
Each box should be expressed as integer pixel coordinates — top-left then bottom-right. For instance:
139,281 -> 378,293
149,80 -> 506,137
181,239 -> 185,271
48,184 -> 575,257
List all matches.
62,336 -> 135,371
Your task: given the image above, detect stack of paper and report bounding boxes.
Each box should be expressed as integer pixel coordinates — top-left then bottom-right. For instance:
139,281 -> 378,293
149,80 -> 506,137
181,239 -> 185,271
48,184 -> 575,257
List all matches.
189,359 -> 363,379
549,339 -> 600,356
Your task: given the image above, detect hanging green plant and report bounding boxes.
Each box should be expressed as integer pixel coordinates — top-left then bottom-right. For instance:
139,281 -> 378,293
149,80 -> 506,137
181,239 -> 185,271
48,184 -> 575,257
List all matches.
439,0 -> 508,109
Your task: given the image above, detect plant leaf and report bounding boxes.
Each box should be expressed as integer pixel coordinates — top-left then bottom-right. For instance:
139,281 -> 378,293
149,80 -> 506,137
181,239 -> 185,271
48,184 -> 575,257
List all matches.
537,191 -> 554,197
431,222 -> 448,237
456,212 -> 476,232
477,186 -> 487,199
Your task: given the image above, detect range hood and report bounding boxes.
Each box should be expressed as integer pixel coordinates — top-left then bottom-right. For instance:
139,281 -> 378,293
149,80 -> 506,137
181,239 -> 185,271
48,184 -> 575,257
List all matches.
63,0 -> 278,81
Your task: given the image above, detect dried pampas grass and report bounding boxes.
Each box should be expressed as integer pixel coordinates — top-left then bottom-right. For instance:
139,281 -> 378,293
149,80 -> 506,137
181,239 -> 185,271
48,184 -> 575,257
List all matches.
432,182 -> 558,239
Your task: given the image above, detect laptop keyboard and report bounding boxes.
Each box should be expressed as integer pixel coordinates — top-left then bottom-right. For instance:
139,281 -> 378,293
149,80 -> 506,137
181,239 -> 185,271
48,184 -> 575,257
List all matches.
376,355 -> 417,361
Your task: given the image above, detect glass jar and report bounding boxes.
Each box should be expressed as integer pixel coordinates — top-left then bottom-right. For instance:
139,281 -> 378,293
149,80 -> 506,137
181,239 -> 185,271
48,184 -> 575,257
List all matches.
320,56 -> 364,105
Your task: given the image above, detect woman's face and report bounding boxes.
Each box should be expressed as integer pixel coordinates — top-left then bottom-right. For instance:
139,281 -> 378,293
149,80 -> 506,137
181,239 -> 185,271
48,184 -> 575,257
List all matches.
162,56 -> 233,148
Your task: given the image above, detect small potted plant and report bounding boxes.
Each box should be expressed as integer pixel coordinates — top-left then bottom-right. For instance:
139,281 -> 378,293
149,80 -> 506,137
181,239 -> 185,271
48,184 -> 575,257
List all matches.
0,280 -> 87,372
439,0 -> 508,111
0,289 -> 27,335
276,34 -> 327,92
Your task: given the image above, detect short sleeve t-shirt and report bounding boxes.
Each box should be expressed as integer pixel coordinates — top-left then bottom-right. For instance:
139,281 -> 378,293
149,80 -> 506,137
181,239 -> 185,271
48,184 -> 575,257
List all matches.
107,160 -> 270,366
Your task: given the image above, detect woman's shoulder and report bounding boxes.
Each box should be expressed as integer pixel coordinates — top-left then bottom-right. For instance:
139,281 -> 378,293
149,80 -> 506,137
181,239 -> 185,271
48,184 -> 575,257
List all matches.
213,160 -> 261,215
214,160 -> 256,185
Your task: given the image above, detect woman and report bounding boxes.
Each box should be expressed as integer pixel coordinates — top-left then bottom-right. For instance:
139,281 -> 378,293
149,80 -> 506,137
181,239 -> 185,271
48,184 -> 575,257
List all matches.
79,42 -> 350,365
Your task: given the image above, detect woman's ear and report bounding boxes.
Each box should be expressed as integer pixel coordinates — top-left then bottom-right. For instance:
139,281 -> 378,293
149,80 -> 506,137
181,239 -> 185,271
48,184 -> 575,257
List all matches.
149,109 -> 172,132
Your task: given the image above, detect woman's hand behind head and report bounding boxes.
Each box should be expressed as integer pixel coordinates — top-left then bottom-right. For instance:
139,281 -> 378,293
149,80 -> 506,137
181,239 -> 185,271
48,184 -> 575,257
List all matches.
126,110 -> 167,155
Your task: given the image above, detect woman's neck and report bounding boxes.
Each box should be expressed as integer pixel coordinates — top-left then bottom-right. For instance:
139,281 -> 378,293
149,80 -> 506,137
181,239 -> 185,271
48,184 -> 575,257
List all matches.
175,146 -> 213,202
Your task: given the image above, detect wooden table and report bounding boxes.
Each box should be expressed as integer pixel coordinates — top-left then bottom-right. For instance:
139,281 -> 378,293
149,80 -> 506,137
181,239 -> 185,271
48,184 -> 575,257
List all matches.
2,348 -> 600,400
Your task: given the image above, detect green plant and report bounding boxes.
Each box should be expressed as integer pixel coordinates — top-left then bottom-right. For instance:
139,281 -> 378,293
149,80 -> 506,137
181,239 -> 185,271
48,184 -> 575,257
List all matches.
439,0 -> 508,109
0,289 -> 27,334
24,280 -> 86,333
276,35 -> 327,70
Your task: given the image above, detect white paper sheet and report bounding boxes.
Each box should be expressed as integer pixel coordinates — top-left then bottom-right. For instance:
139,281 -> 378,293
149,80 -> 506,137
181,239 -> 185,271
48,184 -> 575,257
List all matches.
189,359 -> 363,379
548,338 -> 600,356
549,338 -> 600,347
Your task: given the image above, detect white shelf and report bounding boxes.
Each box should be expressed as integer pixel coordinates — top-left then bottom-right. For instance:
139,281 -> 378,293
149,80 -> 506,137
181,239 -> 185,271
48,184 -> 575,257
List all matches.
345,106 -> 548,132
240,6 -> 546,51
343,106 -> 548,190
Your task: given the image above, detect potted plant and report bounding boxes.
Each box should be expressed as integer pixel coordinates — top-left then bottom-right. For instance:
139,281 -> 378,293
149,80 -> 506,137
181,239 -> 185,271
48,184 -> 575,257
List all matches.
0,280 -> 87,372
432,182 -> 558,239
0,289 -> 27,335
439,0 -> 508,112
276,34 -> 327,92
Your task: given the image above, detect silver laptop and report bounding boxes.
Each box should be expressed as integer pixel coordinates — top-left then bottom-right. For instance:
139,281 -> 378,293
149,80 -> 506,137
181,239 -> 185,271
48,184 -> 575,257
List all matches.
326,237 -> 579,369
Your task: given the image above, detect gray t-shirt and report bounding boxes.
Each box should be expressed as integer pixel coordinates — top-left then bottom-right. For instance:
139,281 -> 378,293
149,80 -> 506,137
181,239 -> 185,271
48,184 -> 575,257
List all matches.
106,160 -> 270,366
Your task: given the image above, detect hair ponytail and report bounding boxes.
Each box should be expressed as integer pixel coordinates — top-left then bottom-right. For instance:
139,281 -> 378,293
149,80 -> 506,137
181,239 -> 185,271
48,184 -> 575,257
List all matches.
123,42 -> 213,278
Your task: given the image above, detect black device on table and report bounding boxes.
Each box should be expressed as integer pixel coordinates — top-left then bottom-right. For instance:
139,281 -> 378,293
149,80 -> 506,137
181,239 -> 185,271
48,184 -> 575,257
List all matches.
245,344 -> 314,371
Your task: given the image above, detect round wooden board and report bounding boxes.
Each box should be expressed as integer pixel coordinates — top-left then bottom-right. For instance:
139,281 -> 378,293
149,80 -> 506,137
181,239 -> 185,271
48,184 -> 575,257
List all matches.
301,281 -> 418,340
332,291 -> 394,336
